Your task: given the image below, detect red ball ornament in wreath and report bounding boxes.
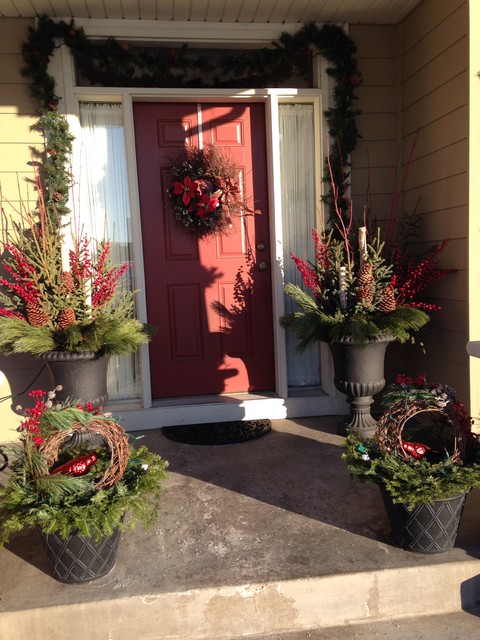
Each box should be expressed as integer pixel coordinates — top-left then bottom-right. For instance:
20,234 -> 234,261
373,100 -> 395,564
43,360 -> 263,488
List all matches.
168,144 -> 260,238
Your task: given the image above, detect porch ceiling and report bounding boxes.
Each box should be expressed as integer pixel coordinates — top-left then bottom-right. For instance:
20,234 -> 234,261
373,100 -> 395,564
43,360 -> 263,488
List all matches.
0,0 -> 423,24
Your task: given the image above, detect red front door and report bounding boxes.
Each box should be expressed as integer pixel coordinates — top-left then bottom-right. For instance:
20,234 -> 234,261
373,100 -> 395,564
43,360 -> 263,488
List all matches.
133,102 -> 275,398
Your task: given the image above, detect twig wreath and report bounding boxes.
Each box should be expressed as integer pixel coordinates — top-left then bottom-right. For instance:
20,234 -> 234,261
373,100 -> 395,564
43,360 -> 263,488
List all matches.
21,16 -> 362,228
169,144 -> 259,237
41,417 -> 131,490
376,375 -> 473,464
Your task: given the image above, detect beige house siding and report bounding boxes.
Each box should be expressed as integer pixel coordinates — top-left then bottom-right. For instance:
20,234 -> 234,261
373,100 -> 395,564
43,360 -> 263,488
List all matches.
0,18 -> 48,441
349,24 -> 398,224
401,0 -> 469,403
351,0 -> 469,406
469,2 -> 480,422
349,23 -> 407,387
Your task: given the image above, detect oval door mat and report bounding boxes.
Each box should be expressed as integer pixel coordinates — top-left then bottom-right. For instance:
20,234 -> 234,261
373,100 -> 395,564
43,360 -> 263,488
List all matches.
161,419 -> 271,445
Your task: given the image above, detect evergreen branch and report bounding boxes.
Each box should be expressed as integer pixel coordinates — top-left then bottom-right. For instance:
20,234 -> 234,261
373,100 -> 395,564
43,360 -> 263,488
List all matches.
0,316 -> 55,354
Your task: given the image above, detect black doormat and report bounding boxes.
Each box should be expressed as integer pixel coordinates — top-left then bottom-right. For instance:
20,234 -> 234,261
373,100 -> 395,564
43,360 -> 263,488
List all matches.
161,419 -> 271,445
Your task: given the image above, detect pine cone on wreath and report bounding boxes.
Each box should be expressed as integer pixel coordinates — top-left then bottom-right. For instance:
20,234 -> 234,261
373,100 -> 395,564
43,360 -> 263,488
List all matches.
378,288 -> 397,313
60,271 -> 75,295
26,302 -> 50,327
57,307 -> 76,329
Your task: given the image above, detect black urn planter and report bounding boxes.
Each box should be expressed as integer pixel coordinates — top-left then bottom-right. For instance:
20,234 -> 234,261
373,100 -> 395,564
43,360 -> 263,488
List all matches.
39,351 -> 110,408
41,528 -> 121,584
328,335 -> 395,438
381,489 -> 467,554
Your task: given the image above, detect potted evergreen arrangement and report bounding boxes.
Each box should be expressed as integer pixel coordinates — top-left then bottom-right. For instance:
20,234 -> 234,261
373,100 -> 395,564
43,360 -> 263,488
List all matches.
0,387 -> 168,583
0,111 -> 153,406
280,163 -> 455,436
343,375 -> 480,553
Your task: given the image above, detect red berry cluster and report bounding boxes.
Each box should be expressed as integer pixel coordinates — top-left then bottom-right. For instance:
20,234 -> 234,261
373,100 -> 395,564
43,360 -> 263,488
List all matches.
69,235 -> 93,282
0,308 -> 24,319
0,243 -> 40,308
91,242 -> 130,310
17,389 -> 51,446
393,240 -> 455,310
290,254 -> 318,291
395,374 -> 427,387
76,401 -> 102,415
312,229 -> 332,273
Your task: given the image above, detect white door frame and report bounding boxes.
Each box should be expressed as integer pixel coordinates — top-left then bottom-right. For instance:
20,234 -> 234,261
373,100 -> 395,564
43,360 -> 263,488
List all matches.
49,24 -> 345,429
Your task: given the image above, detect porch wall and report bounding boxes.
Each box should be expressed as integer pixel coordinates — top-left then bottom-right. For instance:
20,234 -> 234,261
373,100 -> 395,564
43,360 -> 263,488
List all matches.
469,2 -> 480,421
400,0 -> 469,403
351,0 -> 470,406
0,18 -> 48,441
348,24 -> 404,389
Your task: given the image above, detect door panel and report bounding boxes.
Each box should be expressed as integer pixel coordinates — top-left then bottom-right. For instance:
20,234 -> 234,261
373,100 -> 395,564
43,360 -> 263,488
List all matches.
134,102 -> 274,398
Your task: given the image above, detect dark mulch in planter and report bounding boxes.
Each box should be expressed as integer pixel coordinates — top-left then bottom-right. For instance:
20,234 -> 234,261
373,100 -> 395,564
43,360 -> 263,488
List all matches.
161,419 -> 271,445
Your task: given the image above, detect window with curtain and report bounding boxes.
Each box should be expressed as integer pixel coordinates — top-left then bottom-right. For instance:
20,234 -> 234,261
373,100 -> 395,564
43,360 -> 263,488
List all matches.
279,103 -> 321,388
78,102 -> 140,400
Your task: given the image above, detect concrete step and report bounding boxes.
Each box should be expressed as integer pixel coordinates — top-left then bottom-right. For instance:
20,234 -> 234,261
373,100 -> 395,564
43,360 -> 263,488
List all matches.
251,608 -> 480,639
1,418 -> 480,639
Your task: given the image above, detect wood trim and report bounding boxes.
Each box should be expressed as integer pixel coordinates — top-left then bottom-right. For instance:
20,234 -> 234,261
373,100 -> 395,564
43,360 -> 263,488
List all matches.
68,19 -> 318,44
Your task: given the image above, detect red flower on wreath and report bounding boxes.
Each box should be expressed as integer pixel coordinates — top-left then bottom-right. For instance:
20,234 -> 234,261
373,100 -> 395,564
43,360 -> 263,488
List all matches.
172,176 -> 200,206
196,193 -> 219,218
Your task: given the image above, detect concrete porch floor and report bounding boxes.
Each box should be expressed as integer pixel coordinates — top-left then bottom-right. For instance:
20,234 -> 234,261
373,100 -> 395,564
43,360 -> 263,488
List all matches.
1,416 -> 480,639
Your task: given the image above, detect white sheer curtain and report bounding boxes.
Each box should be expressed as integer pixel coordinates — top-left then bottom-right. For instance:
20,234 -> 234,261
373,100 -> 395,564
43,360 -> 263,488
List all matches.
279,103 -> 321,387
78,103 -> 140,400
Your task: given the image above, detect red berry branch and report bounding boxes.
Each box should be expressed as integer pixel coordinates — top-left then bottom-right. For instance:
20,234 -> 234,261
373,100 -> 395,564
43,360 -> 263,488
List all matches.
392,239 -> 456,310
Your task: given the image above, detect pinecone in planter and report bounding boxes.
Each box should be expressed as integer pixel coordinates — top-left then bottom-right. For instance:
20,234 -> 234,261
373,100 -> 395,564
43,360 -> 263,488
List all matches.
26,302 -> 50,327
357,285 -> 374,307
356,262 -> 374,306
57,307 -> 77,329
379,288 -> 397,313
357,262 -> 374,286
61,271 -> 75,295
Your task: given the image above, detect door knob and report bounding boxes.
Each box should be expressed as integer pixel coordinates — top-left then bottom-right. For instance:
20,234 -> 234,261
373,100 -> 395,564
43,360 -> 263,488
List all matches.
258,261 -> 268,271
257,242 -> 266,251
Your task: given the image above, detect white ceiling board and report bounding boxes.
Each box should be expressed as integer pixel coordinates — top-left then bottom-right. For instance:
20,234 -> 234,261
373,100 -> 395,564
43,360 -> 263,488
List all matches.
64,0 -> 88,19
103,0 -> 123,19
8,0 -> 35,17
0,0 -> 424,23
156,0 -> 173,21
85,0 -> 106,19
189,0 -> 209,22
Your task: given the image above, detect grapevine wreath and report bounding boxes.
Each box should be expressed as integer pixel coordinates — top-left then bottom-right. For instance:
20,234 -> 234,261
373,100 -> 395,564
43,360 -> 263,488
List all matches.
169,144 -> 259,237
375,375 -> 473,464
40,416 -> 131,490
